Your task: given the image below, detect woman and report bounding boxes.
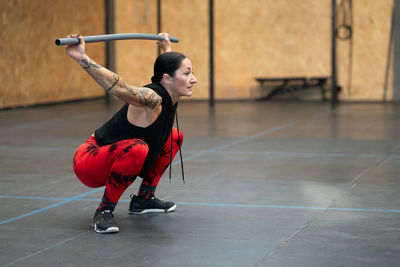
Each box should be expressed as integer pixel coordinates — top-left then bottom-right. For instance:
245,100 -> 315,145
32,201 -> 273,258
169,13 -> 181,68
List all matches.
66,33 -> 197,234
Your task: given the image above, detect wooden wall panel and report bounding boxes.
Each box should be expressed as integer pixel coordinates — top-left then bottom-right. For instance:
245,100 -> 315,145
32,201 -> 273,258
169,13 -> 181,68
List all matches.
162,0 -> 210,100
214,0 -> 331,100
212,0 -> 393,101
114,0 -> 158,88
338,0 -> 393,100
0,0 -> 105,109
115,0 -> 209,100
1,0 -> 395,108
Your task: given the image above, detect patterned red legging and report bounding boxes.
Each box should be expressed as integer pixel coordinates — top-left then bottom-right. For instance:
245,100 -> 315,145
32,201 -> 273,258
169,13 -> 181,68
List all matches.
72,128 -> 183,208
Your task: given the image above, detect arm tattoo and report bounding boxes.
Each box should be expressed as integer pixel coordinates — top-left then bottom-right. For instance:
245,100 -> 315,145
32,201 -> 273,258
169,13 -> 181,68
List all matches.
123,82 -> 161,109
106,75 -> 120,92
81,58 -> 101,69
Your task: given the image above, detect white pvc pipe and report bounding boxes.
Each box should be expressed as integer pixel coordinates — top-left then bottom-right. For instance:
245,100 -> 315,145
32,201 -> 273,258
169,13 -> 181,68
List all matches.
55,33 -> 179,46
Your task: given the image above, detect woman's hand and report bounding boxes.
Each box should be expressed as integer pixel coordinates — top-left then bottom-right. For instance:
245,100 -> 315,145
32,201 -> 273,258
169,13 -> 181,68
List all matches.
158,32 -> 172,53
65,34 -> 86,61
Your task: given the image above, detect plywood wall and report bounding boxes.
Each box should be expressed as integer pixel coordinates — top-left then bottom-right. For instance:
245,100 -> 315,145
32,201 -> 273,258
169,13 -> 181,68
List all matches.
0,0 -> 106,109
0,0 -> 396,108
114,0 -> 158,89
338,0 -> 394,100
214,0 -> 331,99
115,0 -> 209,100
162,0 -> 210,100
117,0 -> 394,101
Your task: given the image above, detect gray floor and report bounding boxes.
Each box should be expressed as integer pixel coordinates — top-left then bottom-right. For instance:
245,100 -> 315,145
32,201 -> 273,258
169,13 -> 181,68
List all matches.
0,99 -> 399,267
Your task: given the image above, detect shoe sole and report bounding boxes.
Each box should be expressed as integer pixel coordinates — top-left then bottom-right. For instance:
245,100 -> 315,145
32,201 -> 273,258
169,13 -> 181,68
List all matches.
93,224 -> 119,234
129,204 -> 176,215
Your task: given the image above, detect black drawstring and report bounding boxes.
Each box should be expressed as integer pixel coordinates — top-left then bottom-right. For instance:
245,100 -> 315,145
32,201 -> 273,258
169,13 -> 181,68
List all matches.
169,122 -> 173,182
168,108 -> 185,183
176,109 -> 185,183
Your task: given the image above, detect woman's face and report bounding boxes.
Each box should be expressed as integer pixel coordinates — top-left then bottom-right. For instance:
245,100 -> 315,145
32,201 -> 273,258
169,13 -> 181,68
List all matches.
170,58 -> 197,97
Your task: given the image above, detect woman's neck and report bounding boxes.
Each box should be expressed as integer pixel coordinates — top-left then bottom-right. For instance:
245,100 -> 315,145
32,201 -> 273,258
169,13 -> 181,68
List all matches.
161,81 -> 179,105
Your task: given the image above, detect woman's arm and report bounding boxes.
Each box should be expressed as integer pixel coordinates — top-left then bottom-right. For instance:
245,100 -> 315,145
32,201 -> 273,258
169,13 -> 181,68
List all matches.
65,34 -> 162,110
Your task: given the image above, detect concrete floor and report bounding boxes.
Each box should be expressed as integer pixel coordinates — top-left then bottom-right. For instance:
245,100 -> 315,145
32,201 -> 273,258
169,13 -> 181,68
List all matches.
0,99 -> 399,267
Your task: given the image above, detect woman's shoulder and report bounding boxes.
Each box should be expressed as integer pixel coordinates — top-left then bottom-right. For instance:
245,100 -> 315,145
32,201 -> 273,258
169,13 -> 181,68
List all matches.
145,83 -> 172,106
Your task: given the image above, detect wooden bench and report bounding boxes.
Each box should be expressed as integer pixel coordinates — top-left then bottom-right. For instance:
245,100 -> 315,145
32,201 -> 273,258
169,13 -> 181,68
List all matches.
255,77 -> 328,101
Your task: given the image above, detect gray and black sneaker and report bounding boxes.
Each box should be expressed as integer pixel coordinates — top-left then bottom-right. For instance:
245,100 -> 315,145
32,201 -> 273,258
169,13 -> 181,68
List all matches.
92,210 -> 119,234
129,195 -> 176,214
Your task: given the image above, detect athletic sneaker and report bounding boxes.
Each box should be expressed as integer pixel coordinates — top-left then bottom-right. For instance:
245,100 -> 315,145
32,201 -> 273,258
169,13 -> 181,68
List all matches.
129,195 -> 176,214
92,210 -> 119,234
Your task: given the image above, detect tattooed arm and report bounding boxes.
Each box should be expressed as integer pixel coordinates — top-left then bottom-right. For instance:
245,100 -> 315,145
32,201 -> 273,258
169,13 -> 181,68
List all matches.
65,34 -> 161,110
77,54 -> 161,109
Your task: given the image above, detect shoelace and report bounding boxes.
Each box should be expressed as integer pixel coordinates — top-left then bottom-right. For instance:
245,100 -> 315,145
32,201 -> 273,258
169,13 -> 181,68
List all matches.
99,210 -> 114,223
150,196 -> 164,205
169,108 -> 185,183
102,210 -> 113,216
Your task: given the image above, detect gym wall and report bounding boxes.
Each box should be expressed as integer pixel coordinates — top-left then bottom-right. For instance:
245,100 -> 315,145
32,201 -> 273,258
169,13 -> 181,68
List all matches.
115,0 -> 210,99
0,0 -> 106,109
212,0 -> 331,100
0,0 -> 395,109
338,0 -> 394,100
111,0 -> 397,101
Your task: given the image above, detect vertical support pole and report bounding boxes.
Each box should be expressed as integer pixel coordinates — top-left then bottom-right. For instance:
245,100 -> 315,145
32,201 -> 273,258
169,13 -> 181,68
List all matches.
394,0 -> 400,101
331,0 -> 338,109
157,0 -> 162,56
383,7 -> 395,101
105,0 -> 115,104
209,0 -> 215,106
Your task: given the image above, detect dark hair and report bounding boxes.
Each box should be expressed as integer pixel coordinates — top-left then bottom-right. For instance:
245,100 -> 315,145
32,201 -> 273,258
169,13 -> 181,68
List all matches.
151,52 -> 187,83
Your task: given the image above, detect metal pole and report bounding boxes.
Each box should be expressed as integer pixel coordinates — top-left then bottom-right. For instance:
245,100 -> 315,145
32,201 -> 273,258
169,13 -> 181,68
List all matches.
331,0 -> 338,109
209,0 -> 215,106
105,0 -> 115,104
383,6 -> 395,101
157,0 -> 162,56
394,0 -> 400,101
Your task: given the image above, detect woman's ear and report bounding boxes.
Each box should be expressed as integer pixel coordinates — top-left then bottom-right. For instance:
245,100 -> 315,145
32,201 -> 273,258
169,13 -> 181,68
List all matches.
161,73 -> 172,84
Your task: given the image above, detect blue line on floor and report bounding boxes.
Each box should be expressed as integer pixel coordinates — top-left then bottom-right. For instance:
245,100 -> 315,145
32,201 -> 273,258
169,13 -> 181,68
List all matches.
0,189 -> 103,225
215,150 -> 389,159
0,196 -> 68,201
0,124 -> 294,225
181,122 -> 294,163
1,195 -> 400,222
174,202 -> 400,213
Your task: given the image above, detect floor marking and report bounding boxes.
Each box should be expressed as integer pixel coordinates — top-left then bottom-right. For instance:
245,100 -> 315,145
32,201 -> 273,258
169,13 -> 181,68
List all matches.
0,196 -> 68,201
349,144 -> 400,185
0,123 -> 294,225
181,122 -> 295,163
255,207 -> 328,266
215,150 -> 388,159
311,111 -> 331,119
0,189 -> 102,225
350,167 -> 370,184
1,196 -> 400,216
2,231 -> 91,267
175,202 -> 400,213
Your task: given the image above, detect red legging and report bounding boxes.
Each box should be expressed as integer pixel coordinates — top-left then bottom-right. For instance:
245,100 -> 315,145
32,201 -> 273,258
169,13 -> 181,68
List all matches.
72,128 -> 183,208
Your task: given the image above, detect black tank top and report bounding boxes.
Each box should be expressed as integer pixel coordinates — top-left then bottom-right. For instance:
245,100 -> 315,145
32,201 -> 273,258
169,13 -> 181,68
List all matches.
94,83 -> 177,177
